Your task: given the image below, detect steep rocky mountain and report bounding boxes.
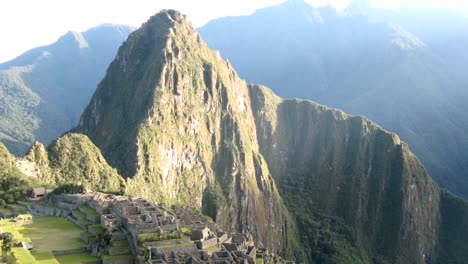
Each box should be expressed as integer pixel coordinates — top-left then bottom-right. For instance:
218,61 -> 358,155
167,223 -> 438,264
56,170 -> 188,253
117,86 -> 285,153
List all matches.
19,133 -> 125,193
72,9 -> 468,263
75,10 -> 299,255
198,0 -> 468,198
0,24 -> 133,156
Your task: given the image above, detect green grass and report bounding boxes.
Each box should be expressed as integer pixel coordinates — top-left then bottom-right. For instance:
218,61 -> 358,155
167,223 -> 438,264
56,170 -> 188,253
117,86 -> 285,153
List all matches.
256,256 -> 264,264
79,204 -> 99,217
18,217 -> 86,251
88,223 -> 105,235
12,247 -> 37,264
2,216 -> 98,263
8,203 -> 28,213
0,207 -> 13,215
73,209 -> 86,219
18,200 -> 34,206
55,252 -> 99,264
72,210 -> 92,225
31,251 -> 60,264
138,230 -> 183,243
112,239 -> 129,247
101,253 -> 133,260
153,242 -> 193,249
0,218 -> 31,242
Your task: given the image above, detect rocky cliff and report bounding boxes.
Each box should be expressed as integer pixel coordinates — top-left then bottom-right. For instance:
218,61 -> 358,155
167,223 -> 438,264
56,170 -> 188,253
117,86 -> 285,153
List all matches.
73,9 -> 468,263
198,0 -> 468,199
76,10 -> 299,255
19,133 -> 124,194
250,85 -> 441,263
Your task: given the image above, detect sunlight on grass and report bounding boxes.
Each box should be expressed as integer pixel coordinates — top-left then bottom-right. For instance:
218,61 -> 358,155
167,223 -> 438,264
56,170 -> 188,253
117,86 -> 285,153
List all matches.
18,216 -> 86,252
55,252 -> 99,264
1,216 -> 98,263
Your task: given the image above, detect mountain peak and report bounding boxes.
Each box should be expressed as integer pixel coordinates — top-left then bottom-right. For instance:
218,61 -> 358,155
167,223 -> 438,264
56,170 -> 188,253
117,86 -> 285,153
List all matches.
145,9 -> 191,29
57,31 -> 89,49
281,0 -> 311,9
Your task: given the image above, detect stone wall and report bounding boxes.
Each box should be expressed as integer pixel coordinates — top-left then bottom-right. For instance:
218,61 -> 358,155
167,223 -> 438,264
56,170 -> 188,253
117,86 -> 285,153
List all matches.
195,236 -> 217,250
150,243 -> 197,255
51,247 -> 87,255
108,246 -> 130,255
28,204 -> 68,217
144,238 -> 191,247
57,201 -> 78,211
102,255 -> 133,264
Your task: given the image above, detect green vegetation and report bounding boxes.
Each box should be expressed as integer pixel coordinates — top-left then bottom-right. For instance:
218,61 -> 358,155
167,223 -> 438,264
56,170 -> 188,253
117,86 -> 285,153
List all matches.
153,242 -> 194,249
0,216 -> 97,263
24,134 -> 126,194
0,219 -> 30,243
88,224 -> 105,235
0,142 -> 42,207
201,183 -> 225,221
3,8 -> 460,264
294,212 -> 368,264
0,232 -> 14,262
12,247 -> 36,263
435,190 -> 468,263
111,240 -> 129,247
0,25 -> 132,156
72,210 -> 92,226
0,207 -> 13,216
79,205 -> 99,217
54,252 -> 98,264
52,184 -> 84,195
30,251 -> 60,264
137,230 -> 183,244
101,253 -> 133,261
18,217 -> 86,251
255,256 -> 264,264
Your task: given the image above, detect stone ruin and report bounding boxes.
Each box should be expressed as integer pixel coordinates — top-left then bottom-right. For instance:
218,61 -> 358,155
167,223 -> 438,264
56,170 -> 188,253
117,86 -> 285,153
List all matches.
28,192 -> 283,263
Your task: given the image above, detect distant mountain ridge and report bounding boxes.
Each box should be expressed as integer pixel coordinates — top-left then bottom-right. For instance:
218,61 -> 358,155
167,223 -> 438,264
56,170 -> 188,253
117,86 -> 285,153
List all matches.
0,24 -> 134,155
66,9 -> 468,263
198,0 -> 468,198
0,5 -> 466,264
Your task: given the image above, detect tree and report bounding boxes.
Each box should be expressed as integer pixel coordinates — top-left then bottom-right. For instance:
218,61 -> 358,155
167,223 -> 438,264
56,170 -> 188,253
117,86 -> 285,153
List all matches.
0,232 -> 16,264
0,232 -> 13,252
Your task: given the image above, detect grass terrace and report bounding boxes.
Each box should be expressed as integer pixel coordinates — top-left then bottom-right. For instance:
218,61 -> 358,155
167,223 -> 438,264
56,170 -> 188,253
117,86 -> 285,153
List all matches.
79,204 -> 99,217
137,230 -> 184,243
1,216 -> 99,263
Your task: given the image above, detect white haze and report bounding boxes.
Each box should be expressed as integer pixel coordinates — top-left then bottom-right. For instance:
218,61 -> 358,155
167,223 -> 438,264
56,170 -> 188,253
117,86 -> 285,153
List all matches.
0,0 -> 467,63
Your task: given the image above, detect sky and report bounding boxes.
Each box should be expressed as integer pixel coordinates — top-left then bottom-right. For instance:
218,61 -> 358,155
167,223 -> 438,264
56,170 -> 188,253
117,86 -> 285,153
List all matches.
0,0 -> 467,63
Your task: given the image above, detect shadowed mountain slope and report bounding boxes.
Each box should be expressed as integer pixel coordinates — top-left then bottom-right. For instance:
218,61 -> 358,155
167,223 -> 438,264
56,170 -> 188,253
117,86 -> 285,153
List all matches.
70,9 -> 468,263
0,24 -> 133,155
198,0 -> 468,198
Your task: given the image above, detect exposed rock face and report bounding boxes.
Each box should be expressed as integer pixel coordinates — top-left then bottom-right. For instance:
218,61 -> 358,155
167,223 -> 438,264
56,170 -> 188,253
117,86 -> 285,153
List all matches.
75,9 -> 468,263
20,133 -> 125,193
198,1 -> 468,199
76,10 -> 299,254
250,85 -> 440,263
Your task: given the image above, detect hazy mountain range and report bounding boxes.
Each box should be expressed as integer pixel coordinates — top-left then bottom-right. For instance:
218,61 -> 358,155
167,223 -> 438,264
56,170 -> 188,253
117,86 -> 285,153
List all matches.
3,9 -> 465,263
0,6 -> 467,263
1,0 -> 467,201
0,24 -> 133,156
199,0 -> 468,198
